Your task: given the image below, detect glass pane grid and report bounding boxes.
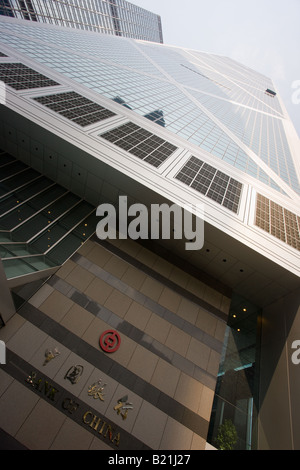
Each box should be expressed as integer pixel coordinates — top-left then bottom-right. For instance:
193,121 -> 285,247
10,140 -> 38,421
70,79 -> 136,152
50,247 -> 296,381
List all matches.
255,194 -> 300,251
100,122 -> 177,167
33,91 -> 116,127
175,156 -> 242,213
0,62 -> 60,90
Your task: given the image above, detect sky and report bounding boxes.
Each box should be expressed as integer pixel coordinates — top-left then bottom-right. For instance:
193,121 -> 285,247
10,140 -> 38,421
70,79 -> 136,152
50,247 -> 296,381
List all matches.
132,0 -> 300,138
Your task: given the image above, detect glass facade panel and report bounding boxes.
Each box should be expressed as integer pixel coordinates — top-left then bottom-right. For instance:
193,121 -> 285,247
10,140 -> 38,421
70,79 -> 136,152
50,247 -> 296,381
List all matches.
0,0 -> 163,43
0,18 -> 295,194
34,91 -> 116,127
256,193 -> 300,251
100,122 -> 177,167
175,156 -> 242,213
207,293 -> 261,450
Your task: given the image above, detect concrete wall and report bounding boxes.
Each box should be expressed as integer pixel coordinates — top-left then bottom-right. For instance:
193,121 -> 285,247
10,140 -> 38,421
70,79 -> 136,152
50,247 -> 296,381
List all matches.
0,236 -> 230,450
258,287 -> 300,449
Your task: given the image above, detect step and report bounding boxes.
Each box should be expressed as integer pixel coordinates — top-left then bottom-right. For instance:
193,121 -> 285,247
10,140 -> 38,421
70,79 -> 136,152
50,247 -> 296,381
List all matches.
0,176 -> 54,216
11,192 -> 81,242
2,255 -> 56,280
0,184 -> 68,230
0,151 -> 97,283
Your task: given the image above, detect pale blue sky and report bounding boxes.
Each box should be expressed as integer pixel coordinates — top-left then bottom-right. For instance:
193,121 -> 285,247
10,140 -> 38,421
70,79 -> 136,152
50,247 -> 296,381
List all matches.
133,0 -> 300,137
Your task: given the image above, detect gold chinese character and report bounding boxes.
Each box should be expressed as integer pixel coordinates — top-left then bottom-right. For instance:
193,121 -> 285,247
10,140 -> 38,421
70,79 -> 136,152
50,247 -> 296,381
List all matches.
64,365 -> 84,384
43,347 -> 60,366
114,395 -> 133,420
26,371 -> 37,386
88,380 -> 106,401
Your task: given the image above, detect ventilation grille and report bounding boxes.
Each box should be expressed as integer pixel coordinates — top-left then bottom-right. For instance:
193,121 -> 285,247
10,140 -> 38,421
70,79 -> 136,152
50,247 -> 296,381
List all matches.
256,194 -> 300,251
33,91 -> 116,127
175,156 -> 242,213
0,63 -> 59,90
100,122 -> 177,168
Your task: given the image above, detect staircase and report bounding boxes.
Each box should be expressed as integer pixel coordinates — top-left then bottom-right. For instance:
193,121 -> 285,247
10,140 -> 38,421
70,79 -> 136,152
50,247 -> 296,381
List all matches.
0,150 -> 97,284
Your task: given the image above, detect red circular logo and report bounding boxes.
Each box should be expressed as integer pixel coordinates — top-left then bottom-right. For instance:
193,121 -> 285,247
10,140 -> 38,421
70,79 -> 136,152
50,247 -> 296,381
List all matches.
99,330 -> 121,353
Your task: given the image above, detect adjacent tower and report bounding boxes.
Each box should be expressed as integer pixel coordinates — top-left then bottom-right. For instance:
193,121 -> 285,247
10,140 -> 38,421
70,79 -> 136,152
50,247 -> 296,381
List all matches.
0,0 -> 163,43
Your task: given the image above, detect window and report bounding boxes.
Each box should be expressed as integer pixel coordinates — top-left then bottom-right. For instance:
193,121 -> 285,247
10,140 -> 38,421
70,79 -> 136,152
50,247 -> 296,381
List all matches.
100,122 -> 177,167
33,91 -> 116,127
255,194 -> 300,250
175,156 -> 242,213
265,89 -> 276,97
0,63 -> 59,90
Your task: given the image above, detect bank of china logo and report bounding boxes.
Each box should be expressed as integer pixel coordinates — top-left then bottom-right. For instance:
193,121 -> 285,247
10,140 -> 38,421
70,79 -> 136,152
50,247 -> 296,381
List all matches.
0,340 -> 6,364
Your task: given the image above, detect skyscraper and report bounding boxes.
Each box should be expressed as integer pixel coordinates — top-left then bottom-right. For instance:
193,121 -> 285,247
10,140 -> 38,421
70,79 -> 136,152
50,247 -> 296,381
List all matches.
0,15 -> 299,450
0,0 -> 163,43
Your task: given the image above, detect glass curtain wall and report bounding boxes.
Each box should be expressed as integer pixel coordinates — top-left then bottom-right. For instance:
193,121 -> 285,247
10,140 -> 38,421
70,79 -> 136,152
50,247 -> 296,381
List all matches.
0,0 -> 163,42
207,293 -> 261,450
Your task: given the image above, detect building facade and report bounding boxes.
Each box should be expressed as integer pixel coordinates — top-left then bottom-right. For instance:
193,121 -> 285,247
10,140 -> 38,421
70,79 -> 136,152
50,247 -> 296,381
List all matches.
0,0 -> 163,43
0,16 -> 299,450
